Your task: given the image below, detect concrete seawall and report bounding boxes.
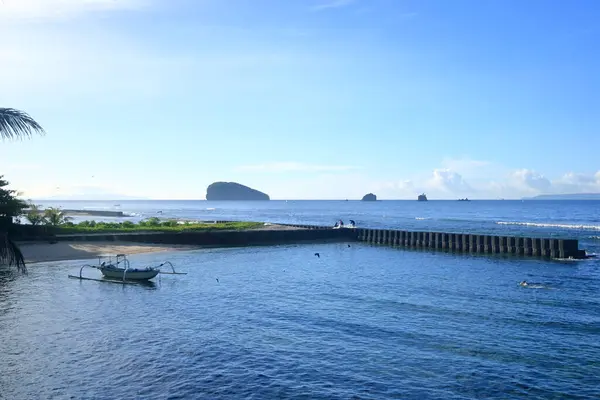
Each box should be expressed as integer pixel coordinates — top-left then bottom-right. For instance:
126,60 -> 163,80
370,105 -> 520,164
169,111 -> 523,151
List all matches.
51,228 -> 354,247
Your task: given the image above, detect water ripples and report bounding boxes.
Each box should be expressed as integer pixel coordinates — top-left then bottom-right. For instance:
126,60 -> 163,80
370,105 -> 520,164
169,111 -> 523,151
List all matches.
1,244 -> 600,399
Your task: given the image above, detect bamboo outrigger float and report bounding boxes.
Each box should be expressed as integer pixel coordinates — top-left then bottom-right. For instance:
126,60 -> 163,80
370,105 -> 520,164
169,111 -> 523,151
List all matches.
68,254 -> 186,285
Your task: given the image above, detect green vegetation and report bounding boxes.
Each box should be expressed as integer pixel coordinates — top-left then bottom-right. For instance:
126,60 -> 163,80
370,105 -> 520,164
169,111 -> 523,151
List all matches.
0,175 -> 27,221
24,203 -> 44,225
52,219 -> 264,234
43,207 -> 73,226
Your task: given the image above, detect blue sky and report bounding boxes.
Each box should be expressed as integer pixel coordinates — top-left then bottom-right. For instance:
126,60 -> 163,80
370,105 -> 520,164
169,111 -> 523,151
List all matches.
1,0 -> 599,200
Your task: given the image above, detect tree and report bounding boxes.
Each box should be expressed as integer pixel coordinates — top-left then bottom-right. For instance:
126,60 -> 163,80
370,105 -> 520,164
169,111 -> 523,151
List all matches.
0,176 -> 28,272
0,233 -> 25,272
43,207 -> 72,227
0,176 -> 28,219
0,108 -> 45,140
1,107 -> 45,270
25,202 -> 45,226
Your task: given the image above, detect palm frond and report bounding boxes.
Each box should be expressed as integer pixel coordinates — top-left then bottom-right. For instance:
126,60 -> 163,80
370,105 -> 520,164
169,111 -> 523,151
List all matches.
0,232 -> 27,273
0,108 -> 45,140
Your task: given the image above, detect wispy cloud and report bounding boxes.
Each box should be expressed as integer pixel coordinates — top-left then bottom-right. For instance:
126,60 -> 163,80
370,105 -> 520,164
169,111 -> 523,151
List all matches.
311,0 -> 356,11
441,157 -> 490,172
1,162 -> 42,172
0,0 -> 147,20
235,162 -> 360,173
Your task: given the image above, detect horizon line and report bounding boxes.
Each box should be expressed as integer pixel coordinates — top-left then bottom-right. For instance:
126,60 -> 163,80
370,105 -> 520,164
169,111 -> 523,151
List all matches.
29,198 -> 598,202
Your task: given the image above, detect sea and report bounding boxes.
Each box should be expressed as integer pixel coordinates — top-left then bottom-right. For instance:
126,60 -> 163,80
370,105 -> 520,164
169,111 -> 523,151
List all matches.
1,200 -> 599,399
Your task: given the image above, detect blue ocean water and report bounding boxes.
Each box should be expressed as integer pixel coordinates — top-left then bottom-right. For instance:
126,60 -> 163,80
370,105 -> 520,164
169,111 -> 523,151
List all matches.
2,200 -> 600,399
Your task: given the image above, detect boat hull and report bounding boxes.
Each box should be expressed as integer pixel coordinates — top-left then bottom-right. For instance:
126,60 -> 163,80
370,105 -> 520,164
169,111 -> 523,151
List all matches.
99,268 -> 160,280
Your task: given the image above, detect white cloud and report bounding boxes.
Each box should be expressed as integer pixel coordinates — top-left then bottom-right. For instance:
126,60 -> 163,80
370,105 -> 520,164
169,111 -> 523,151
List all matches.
551,171 -> 600,194
371,169 -> 475,199
426,169 -> 473,194
234,162 -> 360,173
358,166 -> 600,200
0,0 -> 147,20
510,169 -> 552,193
259,172 -> 376,200
311,0 -> 356,11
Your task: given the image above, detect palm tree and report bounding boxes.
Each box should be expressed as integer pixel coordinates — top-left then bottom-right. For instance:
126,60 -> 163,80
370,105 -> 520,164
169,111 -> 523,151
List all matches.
1,108 -> 45,271
43,207 -> 72,226
25,202 -> 45,226
0,108 -> 45,140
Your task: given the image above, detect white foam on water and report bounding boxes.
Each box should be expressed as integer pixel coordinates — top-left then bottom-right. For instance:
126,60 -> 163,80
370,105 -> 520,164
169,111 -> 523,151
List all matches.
497,221 -> 600,231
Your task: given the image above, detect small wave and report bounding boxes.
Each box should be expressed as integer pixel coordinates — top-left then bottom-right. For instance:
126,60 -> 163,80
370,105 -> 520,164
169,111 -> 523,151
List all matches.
590,236 -> 600,240
415,217 -> 430,220
206,208 -> 216,211
123,212 -> 142,217
553,257 -> 593,262
521,284 -> 552,290
498,221 -> 600,231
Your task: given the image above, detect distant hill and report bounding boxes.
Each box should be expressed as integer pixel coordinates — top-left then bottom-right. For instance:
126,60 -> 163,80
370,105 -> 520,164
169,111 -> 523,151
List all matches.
523,193 -> 600,200
361,193 -> 377,201
206,182 -> 270,201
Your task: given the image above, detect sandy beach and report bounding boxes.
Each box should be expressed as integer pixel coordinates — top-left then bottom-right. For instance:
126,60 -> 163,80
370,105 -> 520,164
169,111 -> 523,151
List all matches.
17,224 -> 312,264
20,241 -> 199,264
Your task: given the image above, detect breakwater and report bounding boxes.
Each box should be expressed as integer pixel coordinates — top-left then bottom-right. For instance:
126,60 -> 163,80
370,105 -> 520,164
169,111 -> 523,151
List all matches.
354,228 -> 586,259
282,224 -> 587,259
16,222 -> 588,259
62,209 -> 125,217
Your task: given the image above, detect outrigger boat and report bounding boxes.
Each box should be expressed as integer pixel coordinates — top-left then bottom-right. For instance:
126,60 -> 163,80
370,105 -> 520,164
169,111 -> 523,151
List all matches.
68,254 -> 186,285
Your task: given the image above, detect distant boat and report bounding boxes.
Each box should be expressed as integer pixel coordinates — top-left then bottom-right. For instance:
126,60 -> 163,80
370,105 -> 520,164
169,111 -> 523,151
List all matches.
458,198 -> 470,201
417,193 -> 428,201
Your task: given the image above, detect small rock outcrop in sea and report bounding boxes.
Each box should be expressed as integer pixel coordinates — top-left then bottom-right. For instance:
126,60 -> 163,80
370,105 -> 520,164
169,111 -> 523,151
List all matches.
206,182 -> 270,201
361,193 -> 377,201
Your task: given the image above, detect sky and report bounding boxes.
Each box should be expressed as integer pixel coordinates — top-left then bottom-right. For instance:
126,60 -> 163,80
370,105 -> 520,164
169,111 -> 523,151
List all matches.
0,0 -> 599,200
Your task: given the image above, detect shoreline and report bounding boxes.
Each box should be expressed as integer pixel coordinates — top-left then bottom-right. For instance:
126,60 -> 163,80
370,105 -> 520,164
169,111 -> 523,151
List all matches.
20,241 -> 199,264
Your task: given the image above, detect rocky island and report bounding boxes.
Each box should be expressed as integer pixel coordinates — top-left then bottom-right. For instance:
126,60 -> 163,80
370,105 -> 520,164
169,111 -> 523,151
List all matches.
361,193 -> 377,201
206,182 -> 270,201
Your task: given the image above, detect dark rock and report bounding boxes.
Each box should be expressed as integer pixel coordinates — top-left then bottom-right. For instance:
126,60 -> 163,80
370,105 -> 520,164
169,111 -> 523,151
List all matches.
361,193 -> 377,201
206,182 -> 270,201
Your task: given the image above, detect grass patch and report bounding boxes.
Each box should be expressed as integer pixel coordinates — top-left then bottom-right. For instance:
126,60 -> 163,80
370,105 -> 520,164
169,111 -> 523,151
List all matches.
53,220 -> 265,235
